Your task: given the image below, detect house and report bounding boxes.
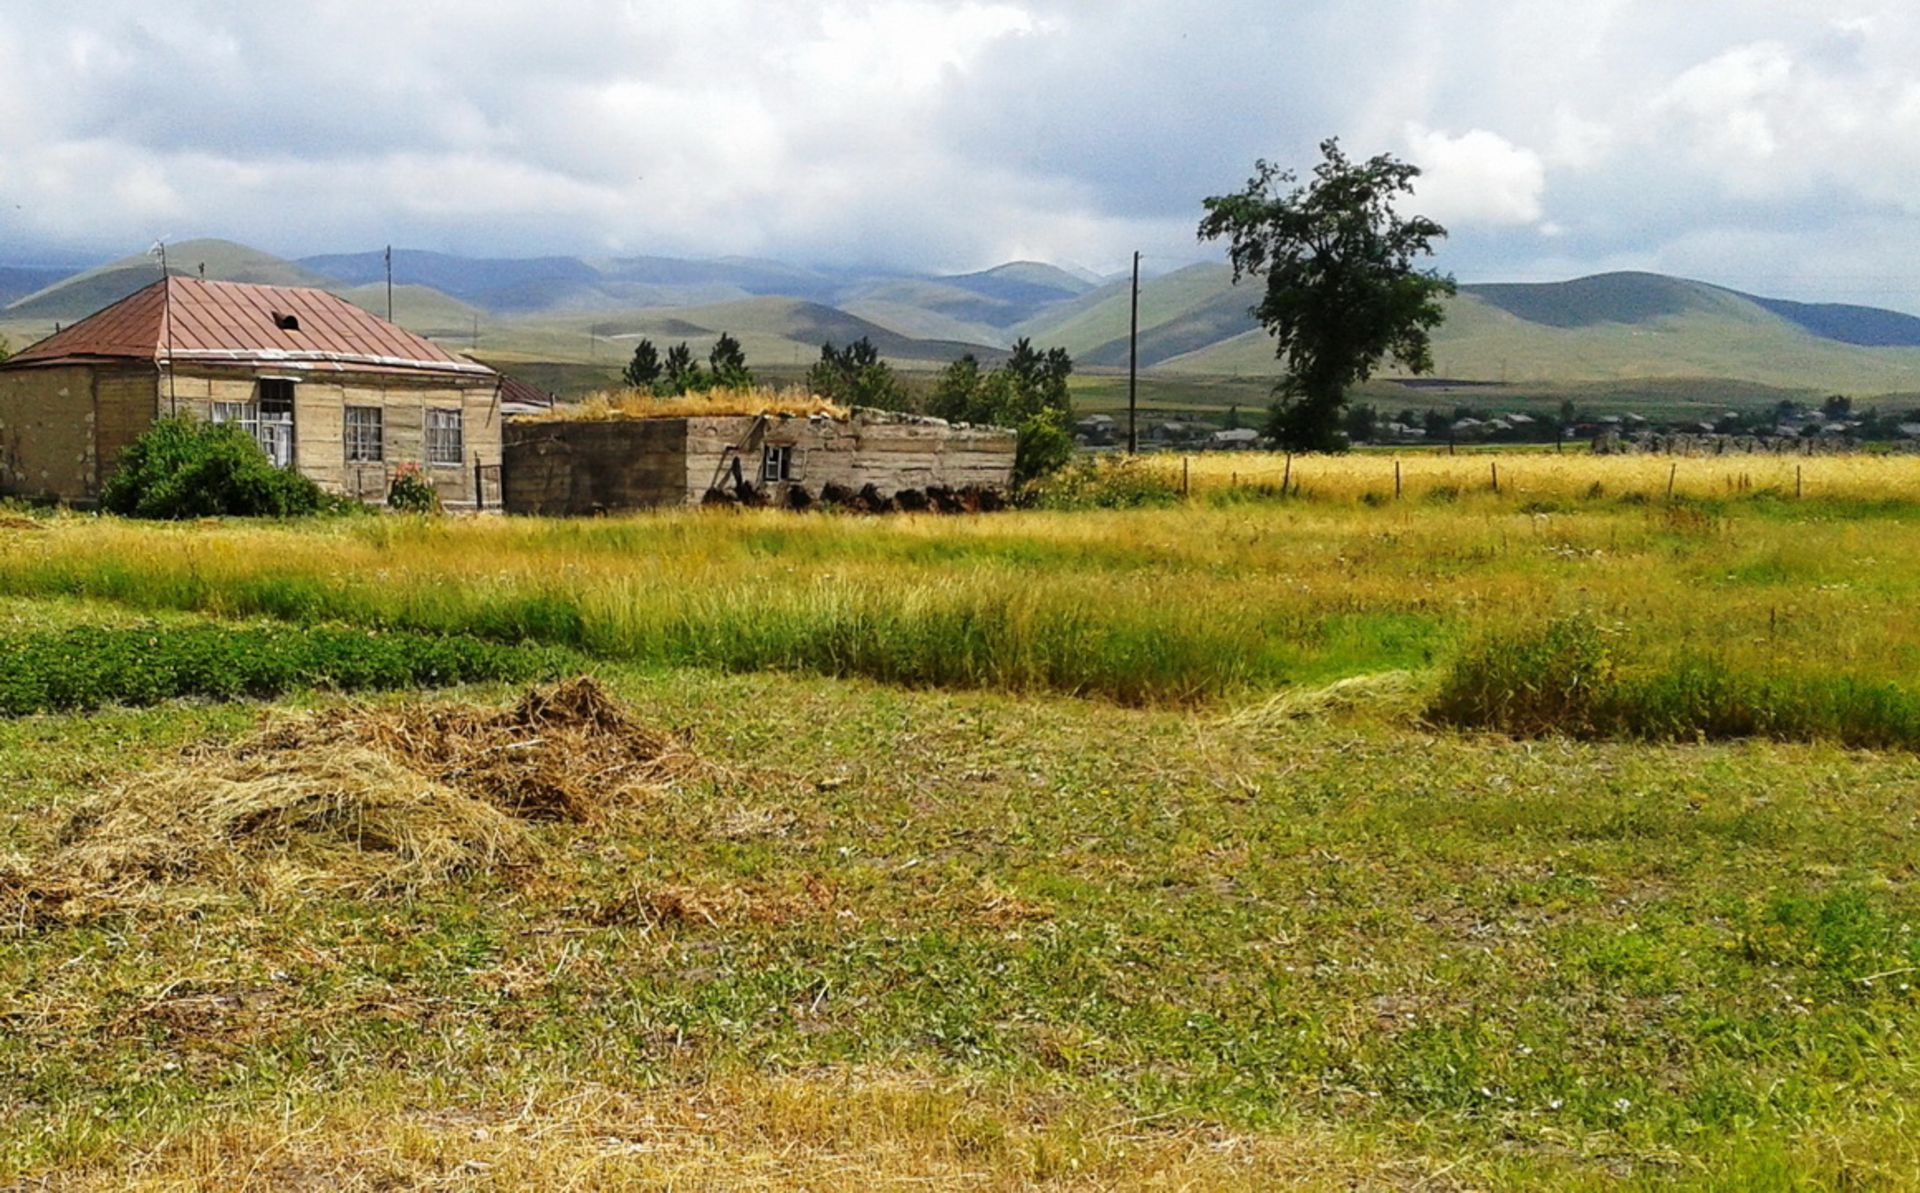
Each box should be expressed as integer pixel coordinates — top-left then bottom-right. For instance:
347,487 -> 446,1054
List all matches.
1075,413 -> 1117,445
498,375 -> 558,418
1207,427 -> 1260,450
1150,421 -> 1206,443
0,277 -> 502,507
502,407 -> 1017,515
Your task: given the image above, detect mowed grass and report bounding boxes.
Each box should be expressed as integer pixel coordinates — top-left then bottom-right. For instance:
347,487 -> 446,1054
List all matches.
4,661 -> 1920,1188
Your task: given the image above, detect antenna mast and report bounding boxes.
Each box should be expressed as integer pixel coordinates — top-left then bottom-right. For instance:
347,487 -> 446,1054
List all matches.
153,240 -> 178,414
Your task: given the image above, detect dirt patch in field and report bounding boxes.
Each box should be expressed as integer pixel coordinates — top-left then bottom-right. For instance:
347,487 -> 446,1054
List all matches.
0,677 -> 699,925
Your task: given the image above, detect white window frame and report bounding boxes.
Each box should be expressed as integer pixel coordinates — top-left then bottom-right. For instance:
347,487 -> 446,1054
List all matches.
425,407 -> 464,467
211,380 -> 297,468
762,444 -> 796,483
211,400 -> 257,440
344,405 -> 384,463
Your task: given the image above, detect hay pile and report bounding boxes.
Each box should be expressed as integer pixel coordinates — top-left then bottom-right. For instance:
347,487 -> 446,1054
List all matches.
1,677 -> 696,924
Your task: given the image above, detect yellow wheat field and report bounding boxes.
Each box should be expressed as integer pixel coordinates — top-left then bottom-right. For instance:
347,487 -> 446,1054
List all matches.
1147,449 -> 1920,503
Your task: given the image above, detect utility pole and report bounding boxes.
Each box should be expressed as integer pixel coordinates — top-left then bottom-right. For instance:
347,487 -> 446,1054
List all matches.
1128,250 -> 1140,453
152,240 -> 177,414
385,245 -> 393,321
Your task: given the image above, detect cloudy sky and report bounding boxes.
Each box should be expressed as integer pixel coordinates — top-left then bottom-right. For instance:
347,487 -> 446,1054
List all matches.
2,1 -> 1919,309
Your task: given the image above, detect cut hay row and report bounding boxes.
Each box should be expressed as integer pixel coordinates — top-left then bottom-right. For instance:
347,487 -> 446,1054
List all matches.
0,678 -> 700,925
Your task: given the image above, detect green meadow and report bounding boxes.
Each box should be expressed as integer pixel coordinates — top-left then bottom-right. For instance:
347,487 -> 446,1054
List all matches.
4,466 -> 1920,1188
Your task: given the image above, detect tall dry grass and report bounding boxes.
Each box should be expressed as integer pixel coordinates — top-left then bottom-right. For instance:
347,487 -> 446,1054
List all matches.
3,481 -> 1919,721
1155,448 -> 1920,505
525,385 -> 846,423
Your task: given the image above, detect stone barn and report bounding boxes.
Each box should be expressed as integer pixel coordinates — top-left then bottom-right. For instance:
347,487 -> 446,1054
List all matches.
502,408 -> 1018,515
0,277 -> 502,507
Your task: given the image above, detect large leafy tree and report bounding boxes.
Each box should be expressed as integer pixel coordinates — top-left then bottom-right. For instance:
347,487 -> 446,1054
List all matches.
1199,138 -> 1455,452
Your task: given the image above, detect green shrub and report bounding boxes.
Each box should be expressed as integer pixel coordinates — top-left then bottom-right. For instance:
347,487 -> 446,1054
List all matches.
387,462 -> 441,514
0,622 -> 559,715
1013,409 -> 1079,490
1430,615 -> 1920,749
101,415 -> 329,519
1428,616 -> 1617,737
1031,455 -> 1183,510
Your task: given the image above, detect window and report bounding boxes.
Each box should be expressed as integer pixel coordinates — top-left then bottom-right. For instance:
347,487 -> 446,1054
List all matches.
345,406 -> 384,463
255,380 -> 295,468
211,384 -> 296,469
211,400 -> 256,440
762,444 -> 795,482
426,408 -> 464,467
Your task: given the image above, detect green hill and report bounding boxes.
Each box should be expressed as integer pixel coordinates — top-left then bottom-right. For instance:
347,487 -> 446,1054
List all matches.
11,237 -> 1920,399
5,239 -> 334,322
338,284 -> 484,338
470,296 -> 1000,374
838,278 -> 1025,345
1014,263 -> 1239,355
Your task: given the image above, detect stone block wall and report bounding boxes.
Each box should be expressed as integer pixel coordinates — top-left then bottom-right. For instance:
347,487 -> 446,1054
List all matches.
502,417 -> 689,515
0,365 -> 100,501
501,409 -> 1018,515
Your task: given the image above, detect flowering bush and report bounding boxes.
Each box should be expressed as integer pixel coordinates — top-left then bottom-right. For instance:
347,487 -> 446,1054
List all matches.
386,462 -> 441,514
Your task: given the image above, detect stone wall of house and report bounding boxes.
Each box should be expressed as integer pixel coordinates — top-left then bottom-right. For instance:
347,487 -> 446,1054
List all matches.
165,368 -> 502,507
94,367 -> 161,490
500,409 -> 1018,515
0,364 -> 104,501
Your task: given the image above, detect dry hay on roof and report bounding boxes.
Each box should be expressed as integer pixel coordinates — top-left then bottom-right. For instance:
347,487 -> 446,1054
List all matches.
0,677 -> 699,926
528,385 -> 848,423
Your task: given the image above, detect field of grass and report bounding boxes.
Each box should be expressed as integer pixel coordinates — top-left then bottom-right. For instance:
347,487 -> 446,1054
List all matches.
5,458 -> 1920,1187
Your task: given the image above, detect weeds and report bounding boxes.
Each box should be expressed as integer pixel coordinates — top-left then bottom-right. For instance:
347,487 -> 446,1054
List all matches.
0,622 -> 556,715
1430,616 -> 1920,749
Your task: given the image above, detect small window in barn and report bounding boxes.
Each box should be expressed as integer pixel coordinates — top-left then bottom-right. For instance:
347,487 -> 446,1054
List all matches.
345,406 -> 384,463
272,311 -> 301,332
426,408 -> 464,467
762,444 -> 795,483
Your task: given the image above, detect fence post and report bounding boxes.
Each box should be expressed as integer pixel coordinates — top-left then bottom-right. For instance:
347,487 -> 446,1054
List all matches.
1796,464 -> 1803,500
1667,462 -> 1677,501
1490,460 -> 1499,495
1182,457 -> 1189,498
1282,453 -> 1292,496
1394,458 -> 1402,500
473,453 -> 483,511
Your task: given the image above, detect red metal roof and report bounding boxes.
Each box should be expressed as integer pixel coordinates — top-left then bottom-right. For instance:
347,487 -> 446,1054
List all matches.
2,278 -> 494,378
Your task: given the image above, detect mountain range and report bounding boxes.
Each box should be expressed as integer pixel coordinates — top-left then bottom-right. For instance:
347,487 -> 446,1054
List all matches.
5,239 -> 1920,397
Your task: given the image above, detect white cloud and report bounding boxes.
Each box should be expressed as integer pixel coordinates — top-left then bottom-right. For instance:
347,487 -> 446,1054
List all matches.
0,0 -> 1919,309
1403,125 -> 1547,228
